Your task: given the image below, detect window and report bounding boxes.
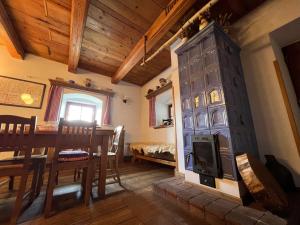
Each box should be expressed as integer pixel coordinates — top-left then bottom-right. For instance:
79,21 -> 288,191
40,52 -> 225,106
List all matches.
155,89 -> 174,127
59,93 -> 103,125
65,102 -> 96,122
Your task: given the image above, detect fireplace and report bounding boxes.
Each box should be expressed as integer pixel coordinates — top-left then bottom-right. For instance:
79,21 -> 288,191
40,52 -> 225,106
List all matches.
192,135 -> 222,187
192,135 -> 221,177
176,22 -> 259,185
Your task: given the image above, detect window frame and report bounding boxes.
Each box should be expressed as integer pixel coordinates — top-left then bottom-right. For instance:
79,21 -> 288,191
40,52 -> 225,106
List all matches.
65,101 -> 96,122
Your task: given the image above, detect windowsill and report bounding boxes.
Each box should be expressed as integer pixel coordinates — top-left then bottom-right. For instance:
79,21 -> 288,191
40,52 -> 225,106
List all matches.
153,125 -> 174,129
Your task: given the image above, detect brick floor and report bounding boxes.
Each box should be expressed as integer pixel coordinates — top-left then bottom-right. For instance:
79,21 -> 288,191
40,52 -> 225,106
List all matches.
153,177 -> 287,225
225,206 -> 265,225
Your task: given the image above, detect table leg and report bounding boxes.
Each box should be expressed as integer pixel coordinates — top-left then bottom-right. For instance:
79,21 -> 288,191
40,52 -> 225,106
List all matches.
98,135 -> 109,198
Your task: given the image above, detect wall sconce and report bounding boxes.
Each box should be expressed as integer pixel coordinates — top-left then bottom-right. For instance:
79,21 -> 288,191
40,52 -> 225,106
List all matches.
122,95 -> 129,104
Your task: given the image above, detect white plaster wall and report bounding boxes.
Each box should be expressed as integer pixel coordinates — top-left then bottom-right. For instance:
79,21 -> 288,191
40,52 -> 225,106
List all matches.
137,39 -> 186,173
231,0 -> 300,185
138,39 -> 185,173
0,46 -> 141,145
139,67 -> 176,144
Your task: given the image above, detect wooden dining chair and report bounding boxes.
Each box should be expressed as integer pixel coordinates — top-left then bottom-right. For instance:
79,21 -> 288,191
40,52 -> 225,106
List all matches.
7,147 -> 47,197
90,125 -> 124,187
0,115 -> 38,225
44,118 -> 96,217
106,125 -> 124,185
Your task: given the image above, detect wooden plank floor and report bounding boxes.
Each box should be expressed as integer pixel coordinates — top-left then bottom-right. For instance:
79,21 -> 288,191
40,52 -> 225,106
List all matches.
0,162 -> 209,225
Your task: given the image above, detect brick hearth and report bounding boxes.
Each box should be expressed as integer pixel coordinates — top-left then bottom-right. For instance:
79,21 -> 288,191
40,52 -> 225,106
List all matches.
153,176 -> 287,225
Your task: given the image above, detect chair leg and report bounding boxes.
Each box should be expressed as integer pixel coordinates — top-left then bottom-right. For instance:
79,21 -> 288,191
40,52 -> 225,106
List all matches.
131,153 -> 137,164
29,163 -> 39,202
44,166 -> 57,218
115,157 -> 121,185
55,171 -> 59,185
84,165 -> 93,206
74,169 -> 81,182
10,174 -> 28,225
8,176 -> 14,191
35,158 -> 46,198
77,169 -> 81,180
74,169 -> 77,182
81,168 -> 87,197
108,157 -> 113,176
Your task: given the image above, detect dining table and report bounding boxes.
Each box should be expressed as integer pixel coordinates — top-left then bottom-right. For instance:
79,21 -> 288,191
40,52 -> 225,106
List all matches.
32,126 -> 114,198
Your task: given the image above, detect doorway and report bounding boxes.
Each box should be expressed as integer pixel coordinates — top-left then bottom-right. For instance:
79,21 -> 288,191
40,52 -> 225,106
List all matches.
282,41 -> 300,107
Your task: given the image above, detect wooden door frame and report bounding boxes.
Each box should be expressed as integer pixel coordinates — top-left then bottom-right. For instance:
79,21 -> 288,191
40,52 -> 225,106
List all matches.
172,86 -> 179,172
273,60 -> 300,155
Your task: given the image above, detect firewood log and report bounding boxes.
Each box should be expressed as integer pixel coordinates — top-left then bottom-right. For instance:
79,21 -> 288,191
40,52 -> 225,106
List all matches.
236,153 -> 288,214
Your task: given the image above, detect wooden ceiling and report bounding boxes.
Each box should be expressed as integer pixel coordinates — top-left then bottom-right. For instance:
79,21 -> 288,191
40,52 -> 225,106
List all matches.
2,0 -> 71,63
0,0 -> 266,86
79,0 -> 174,85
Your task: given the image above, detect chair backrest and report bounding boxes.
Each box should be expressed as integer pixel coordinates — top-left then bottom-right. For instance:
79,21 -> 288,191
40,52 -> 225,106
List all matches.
53,118 -> 97,160
109,125 -> 124,154
0,115 -> 36,162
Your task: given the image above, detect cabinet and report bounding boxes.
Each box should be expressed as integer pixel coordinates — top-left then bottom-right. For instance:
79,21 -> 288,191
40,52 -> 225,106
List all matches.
176,22 -> 258,180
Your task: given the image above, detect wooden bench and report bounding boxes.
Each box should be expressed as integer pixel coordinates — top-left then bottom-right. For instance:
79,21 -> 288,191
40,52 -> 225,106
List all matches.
130,143 -> 176,167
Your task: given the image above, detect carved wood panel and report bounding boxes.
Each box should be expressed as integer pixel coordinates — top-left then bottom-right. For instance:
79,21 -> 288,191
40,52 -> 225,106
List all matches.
194,109 -> 209,130
208,105 -> 227,129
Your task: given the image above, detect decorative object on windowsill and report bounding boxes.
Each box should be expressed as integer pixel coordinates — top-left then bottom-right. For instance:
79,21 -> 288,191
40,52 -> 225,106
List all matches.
163,118 -> 173,126
265,155 -> 296,193
147,89 -> 154,94
154,124 -> 174,129
85,78 -> 92,87
159,78 -> 167,87
146,82 -> 172,99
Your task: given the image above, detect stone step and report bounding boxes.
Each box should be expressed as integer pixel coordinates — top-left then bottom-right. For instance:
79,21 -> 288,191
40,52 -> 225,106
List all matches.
153,176 -> 287,225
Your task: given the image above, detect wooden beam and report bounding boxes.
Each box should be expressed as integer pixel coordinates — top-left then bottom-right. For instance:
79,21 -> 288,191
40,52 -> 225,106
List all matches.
111,0 -> 196,84
68,0 -> 89,73
0,0 -> 24,59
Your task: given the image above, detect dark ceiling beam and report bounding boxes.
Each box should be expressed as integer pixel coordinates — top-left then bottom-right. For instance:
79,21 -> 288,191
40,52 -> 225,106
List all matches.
68,0 -> 90,73
0,0 -> 25,59
111,0 -> 196,84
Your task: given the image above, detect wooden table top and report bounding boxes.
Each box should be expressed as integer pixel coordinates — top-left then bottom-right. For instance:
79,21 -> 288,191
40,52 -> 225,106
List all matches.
0,125 -> 114,135
35,125 -> 114,135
